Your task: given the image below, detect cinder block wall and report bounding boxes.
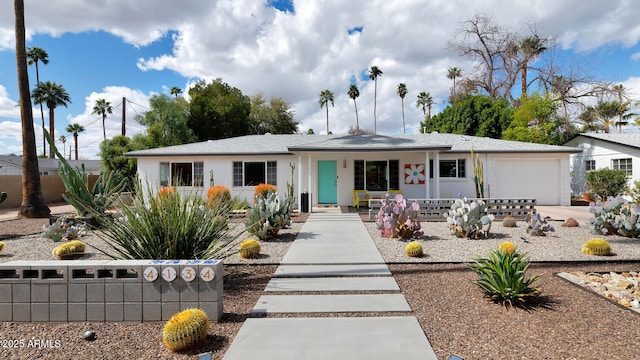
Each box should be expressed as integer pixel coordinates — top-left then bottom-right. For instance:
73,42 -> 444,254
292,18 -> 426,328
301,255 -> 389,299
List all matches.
0,259 -> 224,323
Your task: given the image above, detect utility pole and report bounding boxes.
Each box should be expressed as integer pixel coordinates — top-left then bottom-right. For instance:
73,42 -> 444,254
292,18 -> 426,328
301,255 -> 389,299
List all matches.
121,96 -> 126,136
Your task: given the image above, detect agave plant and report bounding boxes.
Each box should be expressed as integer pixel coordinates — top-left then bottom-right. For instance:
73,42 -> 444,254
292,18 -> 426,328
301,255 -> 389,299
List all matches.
467,249 -> 541,308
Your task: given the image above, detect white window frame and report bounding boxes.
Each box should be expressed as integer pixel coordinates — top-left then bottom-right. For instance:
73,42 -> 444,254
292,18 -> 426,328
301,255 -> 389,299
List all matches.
612,158 -> 632,176
159,161 -> 204,187
233,161 -> 277,187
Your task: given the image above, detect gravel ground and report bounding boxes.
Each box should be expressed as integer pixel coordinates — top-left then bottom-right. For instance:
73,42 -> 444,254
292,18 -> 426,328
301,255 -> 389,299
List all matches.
0,214 -> 639,359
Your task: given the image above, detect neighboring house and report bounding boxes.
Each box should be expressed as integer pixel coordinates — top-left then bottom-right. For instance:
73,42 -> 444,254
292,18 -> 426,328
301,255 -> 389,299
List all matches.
0,155 -> 102,176
126,133 -> 581,206
564,133 -> 640,196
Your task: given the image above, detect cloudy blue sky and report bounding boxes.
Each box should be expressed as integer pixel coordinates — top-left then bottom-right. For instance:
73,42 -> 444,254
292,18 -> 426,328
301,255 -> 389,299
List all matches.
0,0 -> 639,159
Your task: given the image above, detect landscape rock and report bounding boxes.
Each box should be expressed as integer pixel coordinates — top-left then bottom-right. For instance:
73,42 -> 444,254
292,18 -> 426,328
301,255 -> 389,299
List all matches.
561,217 -> 579,227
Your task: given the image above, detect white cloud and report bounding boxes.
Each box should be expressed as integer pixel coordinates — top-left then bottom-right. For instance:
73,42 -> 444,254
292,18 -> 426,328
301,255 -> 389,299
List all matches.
0,85 -> 19,118
0,0 -> 639,142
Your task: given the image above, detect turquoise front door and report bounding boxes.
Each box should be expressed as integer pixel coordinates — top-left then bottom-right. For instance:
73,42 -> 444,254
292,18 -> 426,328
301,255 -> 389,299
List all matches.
317,160 -> 337,204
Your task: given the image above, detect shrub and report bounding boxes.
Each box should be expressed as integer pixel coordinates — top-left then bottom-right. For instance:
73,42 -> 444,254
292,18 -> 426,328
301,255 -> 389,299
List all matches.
52,240 -> 86,260
581,238 -> 611,256
238,239 -> 261,259
231,196 -> 250,211
91,183 -> 240,260
585,168 -> 628,201
254,183 -> 277,199
245,191 -> 291,240
162,308 -> 209,352
41,215 -> 87,242
206,185 -> 232,210
375,193 -> 423,239
445,198 -> 494,239
588,196 -> 640,237
405,241 -> 423,257
467,248 -> 541,307
526,211 -> 555,236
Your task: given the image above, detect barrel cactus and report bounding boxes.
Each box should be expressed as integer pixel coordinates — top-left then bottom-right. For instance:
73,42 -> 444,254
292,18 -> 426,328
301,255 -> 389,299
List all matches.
502,216 -> 517,228
405,241 -> 423,257
162,308 -> 209,352
498,241 -> 516,255
238,239 -> 261,259
52,240 -> 86,260
581,238 -> 611,256
206,185 -> 231,210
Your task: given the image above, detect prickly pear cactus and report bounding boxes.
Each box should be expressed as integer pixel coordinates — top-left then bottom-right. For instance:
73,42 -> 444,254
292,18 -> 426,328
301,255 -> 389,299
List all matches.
444,198 -> 494,239
162,308 -> 209,352
589,196 -> 640,237
375,193 -> 423,239
405,241 -> 423,257
52,240 -> 86,259
526,211 -> 555,236
581,239 -> 611,256
245,192 -> 291,240
238,239 -> 261,259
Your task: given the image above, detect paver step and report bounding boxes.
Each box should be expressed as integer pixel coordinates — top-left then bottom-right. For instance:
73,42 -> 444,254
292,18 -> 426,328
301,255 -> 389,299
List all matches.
264,276 -> 400,292
222,316 -> 438,360
252,294 -> 411,314
274,264 -> 391,277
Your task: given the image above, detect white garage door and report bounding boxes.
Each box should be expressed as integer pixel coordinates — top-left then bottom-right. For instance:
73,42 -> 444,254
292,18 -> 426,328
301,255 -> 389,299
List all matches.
493,159 -> 560,205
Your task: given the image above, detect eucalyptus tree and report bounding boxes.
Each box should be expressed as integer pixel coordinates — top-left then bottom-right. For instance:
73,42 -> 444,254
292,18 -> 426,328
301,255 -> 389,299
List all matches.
92,98 -> 113,141
31,81 -> 71,158
15,0 -> 50,218
319,89 -> 334,134
397,83 -> 408,133
348,84 -> 360,130
447,67 -> 462,101
369,66 -> 383,133
66,123 -> 85,160
26,46 -> 49,156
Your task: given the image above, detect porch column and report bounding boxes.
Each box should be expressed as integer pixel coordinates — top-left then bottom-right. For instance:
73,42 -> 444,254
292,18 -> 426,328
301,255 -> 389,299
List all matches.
434,152 -> 440,198
425,151 -> 430,198
297,153 -> 302,204
307,154 -> 312,213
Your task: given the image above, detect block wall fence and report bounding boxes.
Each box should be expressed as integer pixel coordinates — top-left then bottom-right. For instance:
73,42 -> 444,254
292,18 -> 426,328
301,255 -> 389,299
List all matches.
0,259 -> 223,323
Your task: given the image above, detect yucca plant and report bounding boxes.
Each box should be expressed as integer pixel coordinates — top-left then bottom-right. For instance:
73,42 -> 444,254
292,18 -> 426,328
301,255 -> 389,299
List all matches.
467,249 -> 541,308
90,182 -> 241,260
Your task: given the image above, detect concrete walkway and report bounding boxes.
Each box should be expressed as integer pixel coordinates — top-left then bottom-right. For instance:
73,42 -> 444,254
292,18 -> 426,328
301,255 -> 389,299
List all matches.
223,210 -> 438,360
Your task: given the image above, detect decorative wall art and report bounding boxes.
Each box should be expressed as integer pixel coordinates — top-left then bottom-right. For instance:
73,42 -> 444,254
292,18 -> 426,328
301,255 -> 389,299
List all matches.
405,164 -> 426,184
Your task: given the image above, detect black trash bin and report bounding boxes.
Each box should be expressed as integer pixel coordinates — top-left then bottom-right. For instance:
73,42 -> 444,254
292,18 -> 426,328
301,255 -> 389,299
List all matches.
300,193 -> 309,213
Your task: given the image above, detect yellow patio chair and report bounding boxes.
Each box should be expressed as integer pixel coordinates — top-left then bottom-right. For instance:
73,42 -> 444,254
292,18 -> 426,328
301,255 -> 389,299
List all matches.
352,190 -> 371,208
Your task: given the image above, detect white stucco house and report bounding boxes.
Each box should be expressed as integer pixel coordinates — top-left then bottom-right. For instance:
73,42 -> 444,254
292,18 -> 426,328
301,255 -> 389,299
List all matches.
0,155 -> 102,176
126,133 -> 581,206
564,133 -> 640,196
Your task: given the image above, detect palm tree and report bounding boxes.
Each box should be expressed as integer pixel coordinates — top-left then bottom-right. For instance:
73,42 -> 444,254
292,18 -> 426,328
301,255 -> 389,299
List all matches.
447,67 -> 462,101
369,66 -> 383,133
519,35 -> 547,98
14,0 -> 50,218
31,81 -> 71,158
348,84 -> 360,130
170,86 -> 182,98
66,123 -> 85,160
26,46 -> 49,157
92,98 -> 113,141
416,91 -> 433,118
397,83 -> 408,134
319,89 -> 334,134
59,135 -> 66,159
